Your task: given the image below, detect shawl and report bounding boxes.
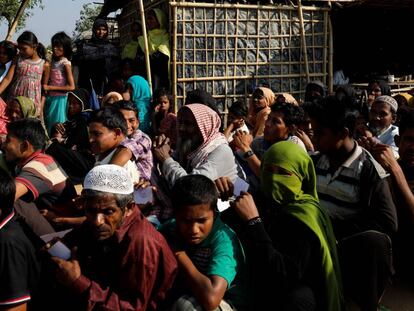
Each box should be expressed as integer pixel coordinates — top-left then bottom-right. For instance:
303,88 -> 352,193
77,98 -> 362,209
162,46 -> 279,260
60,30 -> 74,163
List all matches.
261,141 -> 343,311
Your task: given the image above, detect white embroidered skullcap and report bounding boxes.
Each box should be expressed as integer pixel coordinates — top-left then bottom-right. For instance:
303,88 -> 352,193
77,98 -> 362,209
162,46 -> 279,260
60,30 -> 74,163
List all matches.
84,165 -> 134,195
374,95 -> 398,113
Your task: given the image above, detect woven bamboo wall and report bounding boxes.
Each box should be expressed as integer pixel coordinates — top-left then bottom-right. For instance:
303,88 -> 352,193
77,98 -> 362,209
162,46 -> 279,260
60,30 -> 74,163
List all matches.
170,2 -> 330,111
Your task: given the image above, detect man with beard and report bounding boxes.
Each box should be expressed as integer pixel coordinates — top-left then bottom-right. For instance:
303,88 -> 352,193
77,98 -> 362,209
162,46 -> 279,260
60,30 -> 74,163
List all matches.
153,104 -> 239,188
48,165 -> 177,311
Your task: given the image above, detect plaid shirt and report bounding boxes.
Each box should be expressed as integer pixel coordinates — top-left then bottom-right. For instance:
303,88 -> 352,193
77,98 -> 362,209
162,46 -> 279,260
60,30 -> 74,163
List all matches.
121,130 -> 153,180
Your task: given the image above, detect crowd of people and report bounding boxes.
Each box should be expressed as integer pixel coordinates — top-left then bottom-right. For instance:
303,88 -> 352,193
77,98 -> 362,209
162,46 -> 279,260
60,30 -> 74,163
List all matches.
0,7 -> 414,311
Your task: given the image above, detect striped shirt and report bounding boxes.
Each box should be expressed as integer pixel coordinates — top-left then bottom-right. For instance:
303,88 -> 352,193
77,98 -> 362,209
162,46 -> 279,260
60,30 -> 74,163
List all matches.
312,142 -> 398,238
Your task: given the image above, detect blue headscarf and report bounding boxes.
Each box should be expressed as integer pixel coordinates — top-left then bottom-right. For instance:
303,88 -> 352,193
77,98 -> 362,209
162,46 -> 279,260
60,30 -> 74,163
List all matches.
127,75 -> 151,133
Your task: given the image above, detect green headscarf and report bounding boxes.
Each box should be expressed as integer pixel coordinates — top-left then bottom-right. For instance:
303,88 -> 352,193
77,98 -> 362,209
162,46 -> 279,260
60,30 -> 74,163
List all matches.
138,8 -> 170,58
15,96 -> 37,119
261,141 -> 343,311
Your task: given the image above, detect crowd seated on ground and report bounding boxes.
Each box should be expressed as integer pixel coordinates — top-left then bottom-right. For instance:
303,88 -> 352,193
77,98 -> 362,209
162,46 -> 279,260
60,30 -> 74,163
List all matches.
2,15 -> 414,311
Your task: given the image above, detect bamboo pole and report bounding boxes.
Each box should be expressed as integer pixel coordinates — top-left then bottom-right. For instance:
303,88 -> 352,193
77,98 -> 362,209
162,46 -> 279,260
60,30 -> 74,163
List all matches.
328,16 -> 334,93
6,0 -> 31,40
297,0 -> 310,83
172,5 -> 178,113
322,10 -> 328,87
138,0 -> 152,94
169,2 -> 330,11
177,72 -> 324,82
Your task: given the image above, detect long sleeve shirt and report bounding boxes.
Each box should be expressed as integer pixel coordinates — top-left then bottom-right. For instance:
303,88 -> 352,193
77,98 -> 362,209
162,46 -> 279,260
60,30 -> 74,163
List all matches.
64,206 -> 177,311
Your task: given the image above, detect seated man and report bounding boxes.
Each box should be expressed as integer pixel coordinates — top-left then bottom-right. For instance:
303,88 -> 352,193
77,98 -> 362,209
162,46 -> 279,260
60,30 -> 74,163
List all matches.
161,175 -> 248,310
89,106 -> 140,184
0,169 -> 40,310
49,165 -> 177,310
309,96 -> 398,311
3,118 -> 77,234
153,103 -> 240,188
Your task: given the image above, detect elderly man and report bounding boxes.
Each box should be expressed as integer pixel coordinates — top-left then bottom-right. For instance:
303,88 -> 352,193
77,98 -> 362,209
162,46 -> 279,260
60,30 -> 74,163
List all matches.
50,164 -> 177,311
153,103 -> 240,187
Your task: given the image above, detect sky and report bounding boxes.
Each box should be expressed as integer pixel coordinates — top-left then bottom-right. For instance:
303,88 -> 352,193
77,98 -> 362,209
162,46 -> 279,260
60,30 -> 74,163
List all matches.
1,0 -> 92,44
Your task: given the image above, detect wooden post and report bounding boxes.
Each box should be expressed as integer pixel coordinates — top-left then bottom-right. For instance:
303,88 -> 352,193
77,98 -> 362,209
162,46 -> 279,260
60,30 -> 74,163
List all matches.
138,0 -> 153,94
5,0 -> 31,40
328,16 -> 334,93
297,0 -> 310,83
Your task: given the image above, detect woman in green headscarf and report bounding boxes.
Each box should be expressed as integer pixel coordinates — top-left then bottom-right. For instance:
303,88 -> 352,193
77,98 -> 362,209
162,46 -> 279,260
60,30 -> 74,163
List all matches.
233,141 -> 343,311
137,8 -> 170,91
7,96 -> 37,121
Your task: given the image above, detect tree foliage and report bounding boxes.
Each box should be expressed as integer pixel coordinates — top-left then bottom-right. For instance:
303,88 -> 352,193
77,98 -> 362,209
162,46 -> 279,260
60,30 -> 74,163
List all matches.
73,3 -> 101,39
0,0 -> 43,32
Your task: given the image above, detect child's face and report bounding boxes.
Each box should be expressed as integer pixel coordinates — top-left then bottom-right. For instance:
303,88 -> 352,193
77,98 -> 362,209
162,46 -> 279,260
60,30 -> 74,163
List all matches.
18,43 -> 35,59
120,109 -> 139,136
0,46 -> 9,65
264,111 -> 290,144
89,122 -> 120,155
52,44 -> 64,58
369,101 -> 394,132
157,95 -> 170,112
67,95 -> 82,117
7,100 -> 23,122
175,203 -> 214,245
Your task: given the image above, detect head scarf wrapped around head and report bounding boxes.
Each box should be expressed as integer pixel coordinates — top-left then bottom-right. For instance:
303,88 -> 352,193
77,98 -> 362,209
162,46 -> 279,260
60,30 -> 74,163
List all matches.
127,75 -> 151,133
248,87 -> 275,124
181,104 -> 227,168
275,93 -> 298,106
92,19 -> 109,42
139,8 -> 170,58
261,141 -> 343,311
68,88 -> 91,113
15,96 -> 36,119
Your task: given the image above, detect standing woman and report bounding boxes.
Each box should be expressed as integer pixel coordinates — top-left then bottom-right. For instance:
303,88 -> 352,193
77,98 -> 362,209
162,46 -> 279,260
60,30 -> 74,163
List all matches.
0,31 -> 46,116
137,8 -> 170,92
75,19 -> 120,97
248,86 -> 275,137
43,32 -> 75,134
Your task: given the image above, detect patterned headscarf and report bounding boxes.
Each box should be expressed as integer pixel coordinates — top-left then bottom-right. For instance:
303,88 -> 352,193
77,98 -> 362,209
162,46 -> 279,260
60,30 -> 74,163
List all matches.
181,104 -> 227,168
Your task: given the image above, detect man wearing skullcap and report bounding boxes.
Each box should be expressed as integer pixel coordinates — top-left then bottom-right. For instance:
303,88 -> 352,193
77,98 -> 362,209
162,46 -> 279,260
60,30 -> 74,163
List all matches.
369,95 -> 399,157
50,165 -> 177,311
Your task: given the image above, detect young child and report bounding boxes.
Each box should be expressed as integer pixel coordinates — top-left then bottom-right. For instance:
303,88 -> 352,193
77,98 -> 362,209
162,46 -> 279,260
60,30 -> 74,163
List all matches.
110,100 -> 153,181
224,100 -> 250,143
0,40 -> 17,83
161,174 -> 248,311
46,89 -> 95,184
0,31 -> 46,116
152,88 -> 176,147
43,32 -> 75,134
88,106 -> 140,184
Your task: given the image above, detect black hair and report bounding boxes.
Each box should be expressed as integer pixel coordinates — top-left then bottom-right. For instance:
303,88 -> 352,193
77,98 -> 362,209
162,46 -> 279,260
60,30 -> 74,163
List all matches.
0,40 -> 17,62
153,88 -> 173,112
0,169 -> 16,216
51,32 -> 73,60
308,95 -> 359,137
120,58 -> 139,75
17,31 -> 46,59
398,108 -> 414,135
367,79 -> 391,96
305,81 -> 327,102
89,106 -> 128,136
114,100 -> 139,119
270,102 -> 305,127
6,118 -> 47,150
229,100 -> 248,118
172,175 -> 218,212
185,89 -> 219,115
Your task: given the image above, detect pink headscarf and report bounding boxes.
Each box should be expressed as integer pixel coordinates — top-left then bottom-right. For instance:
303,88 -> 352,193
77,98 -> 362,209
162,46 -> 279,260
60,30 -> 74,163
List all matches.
181,104 -> 227,167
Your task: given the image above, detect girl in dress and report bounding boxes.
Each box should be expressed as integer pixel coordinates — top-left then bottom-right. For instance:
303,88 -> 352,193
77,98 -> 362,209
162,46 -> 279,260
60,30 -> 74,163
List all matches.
0,31 -> 46,116
43,32 -> 75,134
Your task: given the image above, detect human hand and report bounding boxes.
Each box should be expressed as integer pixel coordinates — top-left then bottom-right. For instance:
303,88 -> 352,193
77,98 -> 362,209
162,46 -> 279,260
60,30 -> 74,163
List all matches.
215,177 -> 234,201
231,130 -> 253,153
51,247 -> 81,288
296,129 -> 314,152
53,123 -> 67,138
371,143 -> 398,172
152,134 -> 171,163
231,192 -> 259,222
39,209 -> 59,222
53,216 -> 86,227
43,84 -> 50,91
256,106 -> 271,125
232,119 -> 245,130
